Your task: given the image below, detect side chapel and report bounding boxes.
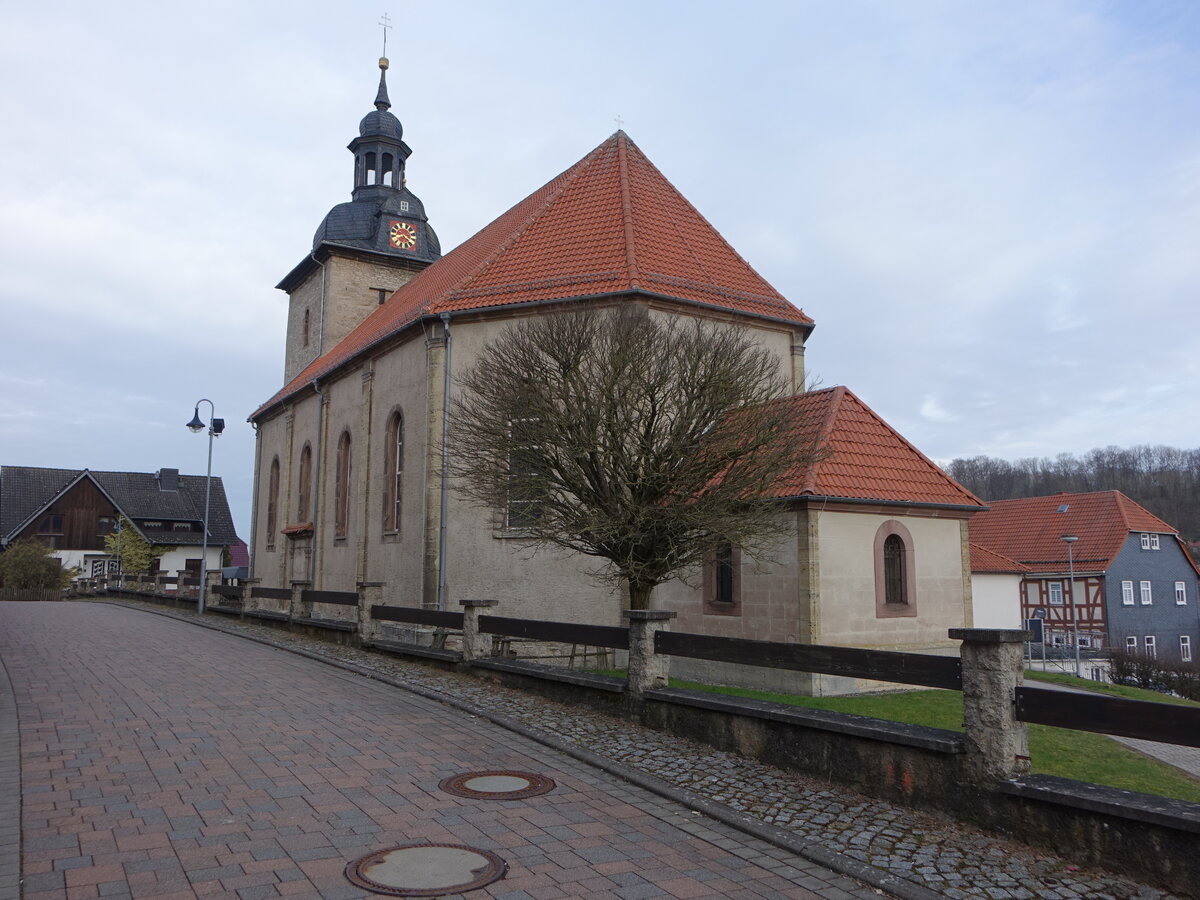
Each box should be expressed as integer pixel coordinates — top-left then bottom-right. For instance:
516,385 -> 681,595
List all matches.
249,58 -> 985,692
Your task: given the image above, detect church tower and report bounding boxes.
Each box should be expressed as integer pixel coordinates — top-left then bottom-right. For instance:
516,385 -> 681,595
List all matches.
277,57 -> 441,383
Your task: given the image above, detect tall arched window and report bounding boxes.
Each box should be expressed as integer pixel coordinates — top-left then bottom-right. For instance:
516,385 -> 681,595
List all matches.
266,457 -> 280,549
874,520 -> 917,618
297,443 -> 312,522
335,432 -> 352,538
384,413 -> 403,532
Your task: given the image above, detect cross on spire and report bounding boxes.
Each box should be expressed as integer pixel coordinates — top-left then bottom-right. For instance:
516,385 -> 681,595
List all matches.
614,115 -> 625,129
379,12 -> 393,56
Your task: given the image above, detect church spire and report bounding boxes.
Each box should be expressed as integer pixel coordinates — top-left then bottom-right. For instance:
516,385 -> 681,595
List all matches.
375,57 -> 391,111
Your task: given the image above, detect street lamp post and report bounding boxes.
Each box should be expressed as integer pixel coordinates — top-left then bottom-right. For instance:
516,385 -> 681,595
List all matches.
1061,534 -> 1080,677
187,400 -> 224,614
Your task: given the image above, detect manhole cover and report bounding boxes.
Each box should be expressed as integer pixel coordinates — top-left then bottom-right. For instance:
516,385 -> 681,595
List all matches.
344,843 -> 506,897
438,770 -> 556,800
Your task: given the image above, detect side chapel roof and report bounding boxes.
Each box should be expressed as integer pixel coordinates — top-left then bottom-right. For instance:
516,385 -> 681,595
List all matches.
967,490 -> 1194,574
256,131 -> 812,417
769,387 -> 985,509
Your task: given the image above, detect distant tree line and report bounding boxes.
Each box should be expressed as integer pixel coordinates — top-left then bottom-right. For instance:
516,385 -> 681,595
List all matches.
946,445 -> 1200,542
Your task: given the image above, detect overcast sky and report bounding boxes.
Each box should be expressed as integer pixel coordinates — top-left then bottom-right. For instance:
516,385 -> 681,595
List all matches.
2,1 -> 1198,540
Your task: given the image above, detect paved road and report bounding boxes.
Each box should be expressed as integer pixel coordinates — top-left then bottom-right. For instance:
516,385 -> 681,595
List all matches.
0,602 -> 880,900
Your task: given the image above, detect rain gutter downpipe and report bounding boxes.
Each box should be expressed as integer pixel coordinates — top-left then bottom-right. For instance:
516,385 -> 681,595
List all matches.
436,312 -> 452,612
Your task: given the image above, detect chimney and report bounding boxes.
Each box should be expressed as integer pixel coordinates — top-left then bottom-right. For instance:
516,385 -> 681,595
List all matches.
157,468 -> 180,491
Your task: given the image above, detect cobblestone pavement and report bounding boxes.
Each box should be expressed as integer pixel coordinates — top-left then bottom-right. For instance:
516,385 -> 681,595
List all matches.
0,601 -> 888,900
12,599 -> 1186,900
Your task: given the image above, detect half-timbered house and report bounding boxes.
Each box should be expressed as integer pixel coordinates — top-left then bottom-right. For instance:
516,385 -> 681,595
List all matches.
969,491 -> 1200,663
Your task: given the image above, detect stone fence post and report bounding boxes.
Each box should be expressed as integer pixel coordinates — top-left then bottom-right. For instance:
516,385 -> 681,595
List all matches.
460,599 -> 498,662
624,610 -> 676,698
241,579 -> 260,613
949,627 -> 1032,785
358,583 -> 384,641
290,581 -> 311,620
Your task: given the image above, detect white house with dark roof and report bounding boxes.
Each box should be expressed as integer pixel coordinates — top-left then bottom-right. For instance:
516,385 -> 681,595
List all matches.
0,465 -> 240,580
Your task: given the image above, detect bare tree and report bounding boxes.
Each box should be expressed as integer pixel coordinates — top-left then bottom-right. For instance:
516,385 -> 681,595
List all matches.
450,307 -> 825,610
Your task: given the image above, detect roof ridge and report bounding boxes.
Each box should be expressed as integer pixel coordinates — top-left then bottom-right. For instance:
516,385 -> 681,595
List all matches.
432,137 -> 615,312
616,132 -> 642,290
799,386 -> 845,495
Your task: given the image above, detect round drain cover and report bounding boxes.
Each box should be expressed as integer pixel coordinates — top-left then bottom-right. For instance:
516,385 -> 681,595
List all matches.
439,770 -> 556,800
344,843 -> 506,897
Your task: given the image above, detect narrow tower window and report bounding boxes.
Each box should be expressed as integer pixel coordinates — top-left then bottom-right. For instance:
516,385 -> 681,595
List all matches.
297,444 -> 312,522
384,413 -> 403,531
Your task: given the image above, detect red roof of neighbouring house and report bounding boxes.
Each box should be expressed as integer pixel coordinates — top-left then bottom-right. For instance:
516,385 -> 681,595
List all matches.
969,542 -> 1028,574
769,387 -> 985,509
968,491 -> 1189,574
255,131 -> 812,417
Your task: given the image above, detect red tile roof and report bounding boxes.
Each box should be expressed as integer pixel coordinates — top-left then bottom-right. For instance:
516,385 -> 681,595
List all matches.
968,491 -> 1182,573
969,542 -> 1028,574
256,132 -> 811,417
769,387 -> 984,508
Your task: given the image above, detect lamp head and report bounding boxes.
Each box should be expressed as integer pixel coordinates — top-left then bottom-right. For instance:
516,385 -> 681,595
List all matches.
1060,535 -> 1078,543
186,409 -> 205,433
211,418 -> 225,436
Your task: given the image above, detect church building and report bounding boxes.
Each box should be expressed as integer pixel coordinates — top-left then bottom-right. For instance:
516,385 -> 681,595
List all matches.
249,58 -> 985,690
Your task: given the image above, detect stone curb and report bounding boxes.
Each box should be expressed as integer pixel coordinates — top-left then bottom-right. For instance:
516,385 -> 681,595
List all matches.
97,598 -> 942,900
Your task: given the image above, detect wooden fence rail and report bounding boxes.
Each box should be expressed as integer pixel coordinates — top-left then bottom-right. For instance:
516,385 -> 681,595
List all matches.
1014,686 -> 1200,748
656,631 -> 963,690
250,587 -> 291,601
478,615 -> 630,649
302,590 -> 358,607
370,605 -> 465,629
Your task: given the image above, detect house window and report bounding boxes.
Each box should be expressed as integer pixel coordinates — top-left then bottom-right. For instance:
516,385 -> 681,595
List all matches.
873,520 -> 917,618
1126,636 -> 1138,651
97,516 -> 117,535
1150,534 -> 1160,550
506,418 -> 543,530
36,514 -> 64,535
1144,635 -> 1157,658
266,457 -> 280,549
1077,634 -> 1092,648
1176,582 -> 1187,605
1141,533 -> 1151,550
172,522 -> 192,532
384,413 -> 403,532
335,431 -> 352,538
1140,580 -> 1152,605
703,543 -> 741,615
1121,581 -> 1134,606
297,443 -> 312,522
1051,633 -> 1067,647
1048,582 -> 1063,605
142,521 -> 162,530
1182,635 -> 1193,663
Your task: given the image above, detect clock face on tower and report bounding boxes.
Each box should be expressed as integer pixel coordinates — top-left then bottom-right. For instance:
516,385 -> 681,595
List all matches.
388,220 -> 418,250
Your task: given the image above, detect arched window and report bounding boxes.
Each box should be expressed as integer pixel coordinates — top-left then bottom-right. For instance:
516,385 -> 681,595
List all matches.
883,535 -> 905,605
297,443 -> 312,522
384,413 -> 403,532
874,520 -> 917,618
302,309 -> 310,347
335,432 -> 352,538
266,457 -> 280,550
703,542 -> 741,615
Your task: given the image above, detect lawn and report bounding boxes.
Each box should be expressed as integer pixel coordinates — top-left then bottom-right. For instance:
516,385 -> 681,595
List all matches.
605,669 -> 1200,802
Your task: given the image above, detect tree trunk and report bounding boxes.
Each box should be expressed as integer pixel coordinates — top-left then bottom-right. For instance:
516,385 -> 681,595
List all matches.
628,581 -> 654,611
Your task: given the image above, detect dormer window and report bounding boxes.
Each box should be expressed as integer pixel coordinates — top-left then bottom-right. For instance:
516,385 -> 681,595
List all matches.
1140,533 -> 1160,550
143,521 -> 162,530
173,522 -> 192,532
